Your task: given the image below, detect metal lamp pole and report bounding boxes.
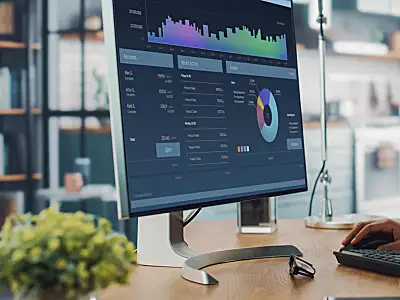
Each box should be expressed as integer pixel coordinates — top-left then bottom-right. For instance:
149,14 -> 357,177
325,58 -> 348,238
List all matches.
305,0 -> 348,229
316,0 -> 333,222
304,0 -> 380,229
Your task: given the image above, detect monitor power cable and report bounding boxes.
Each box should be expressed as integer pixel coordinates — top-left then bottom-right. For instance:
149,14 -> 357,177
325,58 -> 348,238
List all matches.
308,161 -> 326,217
183,208 -> 202,227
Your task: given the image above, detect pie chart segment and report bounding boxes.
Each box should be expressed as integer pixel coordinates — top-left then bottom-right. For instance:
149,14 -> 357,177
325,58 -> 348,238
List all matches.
257,98 -> 265,130
256,88 -> 279,143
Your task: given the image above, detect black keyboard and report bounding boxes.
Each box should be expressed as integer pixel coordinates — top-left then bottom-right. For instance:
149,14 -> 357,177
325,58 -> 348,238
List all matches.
334,248 -> 400,277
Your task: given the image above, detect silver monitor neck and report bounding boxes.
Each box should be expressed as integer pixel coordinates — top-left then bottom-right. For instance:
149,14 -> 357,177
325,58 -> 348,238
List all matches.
137,210 -> 302,285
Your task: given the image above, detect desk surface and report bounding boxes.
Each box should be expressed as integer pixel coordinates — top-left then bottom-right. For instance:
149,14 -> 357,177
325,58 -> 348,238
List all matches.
102,220 -> 400,300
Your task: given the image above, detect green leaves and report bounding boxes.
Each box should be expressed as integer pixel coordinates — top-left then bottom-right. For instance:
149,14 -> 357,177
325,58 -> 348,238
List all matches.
0,207 -> 136,299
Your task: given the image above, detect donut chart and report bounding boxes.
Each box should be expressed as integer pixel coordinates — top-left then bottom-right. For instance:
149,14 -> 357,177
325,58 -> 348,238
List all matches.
257,88 -> 279,143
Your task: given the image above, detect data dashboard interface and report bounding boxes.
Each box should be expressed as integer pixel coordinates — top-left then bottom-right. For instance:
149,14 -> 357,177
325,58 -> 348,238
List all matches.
111,0 -> 307,215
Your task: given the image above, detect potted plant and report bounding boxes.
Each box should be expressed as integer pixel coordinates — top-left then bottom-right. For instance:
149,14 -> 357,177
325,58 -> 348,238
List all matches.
0,207 -> 136,300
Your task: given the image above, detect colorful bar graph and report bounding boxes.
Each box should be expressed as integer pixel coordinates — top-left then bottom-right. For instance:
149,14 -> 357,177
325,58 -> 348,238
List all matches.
148,16 -> 288,60
237,146 -> 251,153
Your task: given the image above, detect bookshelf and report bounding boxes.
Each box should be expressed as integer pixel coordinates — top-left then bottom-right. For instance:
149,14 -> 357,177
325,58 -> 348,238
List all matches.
0,1 -> 43,213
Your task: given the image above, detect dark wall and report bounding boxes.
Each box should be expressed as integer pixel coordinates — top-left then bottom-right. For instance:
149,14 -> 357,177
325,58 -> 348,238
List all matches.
58,131 -> 137,246
59,131 -> 115,186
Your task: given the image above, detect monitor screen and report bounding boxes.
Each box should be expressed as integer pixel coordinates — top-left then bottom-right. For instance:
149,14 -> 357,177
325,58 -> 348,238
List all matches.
106,0 -> 307,217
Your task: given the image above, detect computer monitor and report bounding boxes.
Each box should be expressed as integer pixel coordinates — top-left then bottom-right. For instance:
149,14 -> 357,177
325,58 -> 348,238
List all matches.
103,0 -> 306,219
102,0 -> 307,285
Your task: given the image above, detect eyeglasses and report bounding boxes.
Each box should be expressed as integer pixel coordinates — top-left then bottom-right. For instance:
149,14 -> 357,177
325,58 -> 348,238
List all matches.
289,255 -> 316,278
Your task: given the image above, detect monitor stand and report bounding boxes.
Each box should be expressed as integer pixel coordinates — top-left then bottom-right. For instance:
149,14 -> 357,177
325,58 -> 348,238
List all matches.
137,211 -> 303,285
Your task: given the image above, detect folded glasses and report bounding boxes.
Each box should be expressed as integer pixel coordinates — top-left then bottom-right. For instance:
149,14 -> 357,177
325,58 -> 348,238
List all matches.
289,255 -> 316,278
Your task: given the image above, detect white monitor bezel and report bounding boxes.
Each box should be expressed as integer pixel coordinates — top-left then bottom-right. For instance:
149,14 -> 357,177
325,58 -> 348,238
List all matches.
102,0 -> 131,219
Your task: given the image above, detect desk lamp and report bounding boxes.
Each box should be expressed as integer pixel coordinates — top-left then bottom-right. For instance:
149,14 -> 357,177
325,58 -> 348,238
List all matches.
304,0 -> 379,229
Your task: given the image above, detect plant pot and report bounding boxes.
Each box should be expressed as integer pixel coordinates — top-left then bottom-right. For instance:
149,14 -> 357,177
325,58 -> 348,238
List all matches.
14,289 -> 98,300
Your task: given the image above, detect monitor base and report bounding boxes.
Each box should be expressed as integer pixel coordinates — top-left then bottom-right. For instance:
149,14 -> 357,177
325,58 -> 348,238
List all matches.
182,244 -> 303,285
305,214 -> 382,230
137,212 -> 303,285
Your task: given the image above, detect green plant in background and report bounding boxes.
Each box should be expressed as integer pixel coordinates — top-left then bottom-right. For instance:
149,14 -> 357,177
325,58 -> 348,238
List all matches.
0,207 -> 136,300
370,27 -> 385,44
93,68 -> 109,110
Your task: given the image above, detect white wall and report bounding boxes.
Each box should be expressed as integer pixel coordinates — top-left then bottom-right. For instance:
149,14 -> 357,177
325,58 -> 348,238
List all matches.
297,49 -> 400,117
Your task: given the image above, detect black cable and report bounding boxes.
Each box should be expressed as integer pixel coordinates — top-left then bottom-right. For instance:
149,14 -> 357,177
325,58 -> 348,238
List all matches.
183,208 -> 202,227
318,0 -> 326,40
319,18 -> 325,40
308,161 -> 326,217
308,0 -> 327,217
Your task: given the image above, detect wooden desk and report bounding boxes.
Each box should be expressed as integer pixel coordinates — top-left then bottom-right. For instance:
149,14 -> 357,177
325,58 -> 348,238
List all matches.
102,220 -> 400,300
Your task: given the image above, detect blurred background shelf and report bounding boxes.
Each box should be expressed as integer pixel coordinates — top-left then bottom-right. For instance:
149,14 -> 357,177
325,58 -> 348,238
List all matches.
61,125 -> 111,134
337,51 -> 400,61
47,110 -> 109,117
0,174 -> 42,192
364,51 -> 400,61
304,121 -> 348,128
296,44 -> 305,50
0,41 -> 41,50
0,109 -> 41,115
0,173 -> 41,182
60,30 -> 104,41
0,111 -> 42,134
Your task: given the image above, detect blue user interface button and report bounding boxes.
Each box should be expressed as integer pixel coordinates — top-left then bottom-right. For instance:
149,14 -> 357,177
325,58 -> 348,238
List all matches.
156,142 -> 181,158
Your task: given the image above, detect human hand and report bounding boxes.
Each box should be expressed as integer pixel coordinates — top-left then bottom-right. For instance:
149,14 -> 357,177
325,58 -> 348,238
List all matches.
342,219 -> 400,250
